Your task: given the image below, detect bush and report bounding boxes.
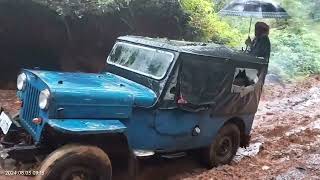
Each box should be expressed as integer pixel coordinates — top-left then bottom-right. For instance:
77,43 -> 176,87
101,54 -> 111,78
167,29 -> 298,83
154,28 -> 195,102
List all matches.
180,0 -> 241,47
269,28 -> 320,80
267,0 -> 320,80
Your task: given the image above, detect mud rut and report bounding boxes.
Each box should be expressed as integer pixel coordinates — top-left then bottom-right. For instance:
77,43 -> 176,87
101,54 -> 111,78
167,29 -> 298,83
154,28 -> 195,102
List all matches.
0,76 -> 320,180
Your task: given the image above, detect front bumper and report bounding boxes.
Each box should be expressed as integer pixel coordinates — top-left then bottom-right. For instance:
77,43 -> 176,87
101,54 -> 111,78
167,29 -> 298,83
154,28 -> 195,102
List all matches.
0,144 -> 41,162
0,108 -> 46,163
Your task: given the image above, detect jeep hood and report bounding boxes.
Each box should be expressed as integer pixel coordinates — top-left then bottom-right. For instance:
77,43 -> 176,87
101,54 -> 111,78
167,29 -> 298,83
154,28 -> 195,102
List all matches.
28,70 -> 157,119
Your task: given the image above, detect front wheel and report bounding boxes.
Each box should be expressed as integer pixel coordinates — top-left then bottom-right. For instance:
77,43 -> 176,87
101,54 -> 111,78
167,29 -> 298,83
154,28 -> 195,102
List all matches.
202,123 -> 240,169
36,144 -> 112,180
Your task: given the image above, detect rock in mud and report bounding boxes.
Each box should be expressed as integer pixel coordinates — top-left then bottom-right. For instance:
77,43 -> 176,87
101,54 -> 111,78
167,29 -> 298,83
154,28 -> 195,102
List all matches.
233,142 -> 263,162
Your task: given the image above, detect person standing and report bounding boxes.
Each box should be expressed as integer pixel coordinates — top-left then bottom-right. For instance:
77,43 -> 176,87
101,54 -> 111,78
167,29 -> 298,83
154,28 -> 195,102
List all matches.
245,22 -> 271,60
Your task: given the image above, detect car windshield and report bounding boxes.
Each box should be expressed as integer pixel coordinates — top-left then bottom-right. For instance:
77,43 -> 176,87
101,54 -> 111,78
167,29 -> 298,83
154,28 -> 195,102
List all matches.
107,42 -> 174,80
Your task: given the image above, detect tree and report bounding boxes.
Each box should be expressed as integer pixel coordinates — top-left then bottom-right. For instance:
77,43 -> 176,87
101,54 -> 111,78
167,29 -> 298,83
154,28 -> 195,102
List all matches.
180,0 -> 241,46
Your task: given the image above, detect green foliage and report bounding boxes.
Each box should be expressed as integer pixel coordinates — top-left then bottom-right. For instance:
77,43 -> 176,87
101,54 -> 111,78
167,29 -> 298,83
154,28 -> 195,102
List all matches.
269,29 -> 320,79
311,1 -> 320,21
215,0 -> 320,80
31,0 -> 320,80
212,0 -> 229,12
180,0 -> 241,46
33,0 -> 132,16
266,0 -> 320,80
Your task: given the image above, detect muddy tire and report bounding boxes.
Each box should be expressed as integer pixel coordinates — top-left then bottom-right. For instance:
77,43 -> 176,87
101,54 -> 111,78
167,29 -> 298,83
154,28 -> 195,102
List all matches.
202,123 -> 240,169
36,144 -> 112,180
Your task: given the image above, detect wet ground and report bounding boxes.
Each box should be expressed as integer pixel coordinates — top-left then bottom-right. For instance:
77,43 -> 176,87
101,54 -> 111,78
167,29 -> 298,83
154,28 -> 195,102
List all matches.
0,76 -> 320,180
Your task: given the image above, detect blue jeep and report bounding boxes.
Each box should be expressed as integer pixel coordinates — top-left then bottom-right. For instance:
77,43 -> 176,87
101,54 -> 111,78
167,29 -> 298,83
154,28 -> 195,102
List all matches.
0,36 -> 268,180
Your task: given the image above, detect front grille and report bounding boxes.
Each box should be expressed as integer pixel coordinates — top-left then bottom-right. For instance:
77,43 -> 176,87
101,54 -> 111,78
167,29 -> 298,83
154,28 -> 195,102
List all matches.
21,82 -> 41,136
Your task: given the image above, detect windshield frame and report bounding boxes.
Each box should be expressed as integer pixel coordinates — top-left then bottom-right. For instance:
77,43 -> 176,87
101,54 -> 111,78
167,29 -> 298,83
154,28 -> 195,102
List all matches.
106,42 -> 175,80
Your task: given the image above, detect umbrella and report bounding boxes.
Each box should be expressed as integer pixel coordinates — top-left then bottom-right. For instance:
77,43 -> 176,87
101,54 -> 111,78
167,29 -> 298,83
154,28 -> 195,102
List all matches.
218,0 -> 289,36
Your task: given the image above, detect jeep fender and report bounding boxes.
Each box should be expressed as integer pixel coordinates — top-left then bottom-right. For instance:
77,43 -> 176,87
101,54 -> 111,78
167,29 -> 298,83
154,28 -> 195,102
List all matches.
47,119 -> 126,134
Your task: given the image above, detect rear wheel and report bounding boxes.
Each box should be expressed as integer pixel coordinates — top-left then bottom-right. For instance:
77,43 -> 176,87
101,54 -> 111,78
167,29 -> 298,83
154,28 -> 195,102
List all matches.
202,123 -> 240,169
36,144 -> 112,180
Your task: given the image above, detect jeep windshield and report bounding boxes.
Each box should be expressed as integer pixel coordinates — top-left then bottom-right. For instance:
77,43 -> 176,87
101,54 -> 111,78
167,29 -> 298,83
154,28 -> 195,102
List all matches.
107,42 -> 174,80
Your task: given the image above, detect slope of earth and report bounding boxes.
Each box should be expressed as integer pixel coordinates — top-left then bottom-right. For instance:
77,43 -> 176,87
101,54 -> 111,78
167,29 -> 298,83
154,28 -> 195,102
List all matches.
0,75 -> 320,180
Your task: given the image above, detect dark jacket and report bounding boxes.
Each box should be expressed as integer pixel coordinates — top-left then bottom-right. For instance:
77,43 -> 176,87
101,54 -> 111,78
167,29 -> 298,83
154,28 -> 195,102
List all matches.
249,35 -> 271,60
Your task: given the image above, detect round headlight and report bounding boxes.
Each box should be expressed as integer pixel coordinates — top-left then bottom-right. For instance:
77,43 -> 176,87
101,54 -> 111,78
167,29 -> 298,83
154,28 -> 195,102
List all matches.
39,89 -> 51,110
17,73 -> 27,90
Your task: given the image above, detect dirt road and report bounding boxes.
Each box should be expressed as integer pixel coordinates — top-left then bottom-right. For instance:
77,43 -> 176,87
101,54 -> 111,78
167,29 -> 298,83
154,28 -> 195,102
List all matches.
0,76 -> 320,180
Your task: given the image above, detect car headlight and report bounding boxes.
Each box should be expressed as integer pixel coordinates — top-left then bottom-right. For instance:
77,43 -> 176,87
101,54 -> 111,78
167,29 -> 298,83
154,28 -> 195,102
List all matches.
17,73 -> 27,91
39,89 -> 51,110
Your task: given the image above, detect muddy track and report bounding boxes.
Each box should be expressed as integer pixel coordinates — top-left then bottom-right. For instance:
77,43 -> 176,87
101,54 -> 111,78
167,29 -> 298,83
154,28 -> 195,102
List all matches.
0,76 -> 320,180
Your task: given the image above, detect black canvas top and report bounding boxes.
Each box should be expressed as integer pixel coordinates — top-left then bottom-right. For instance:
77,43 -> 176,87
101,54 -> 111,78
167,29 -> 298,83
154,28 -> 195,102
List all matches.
118,36 -> 266,64
116,36 -> 269,115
